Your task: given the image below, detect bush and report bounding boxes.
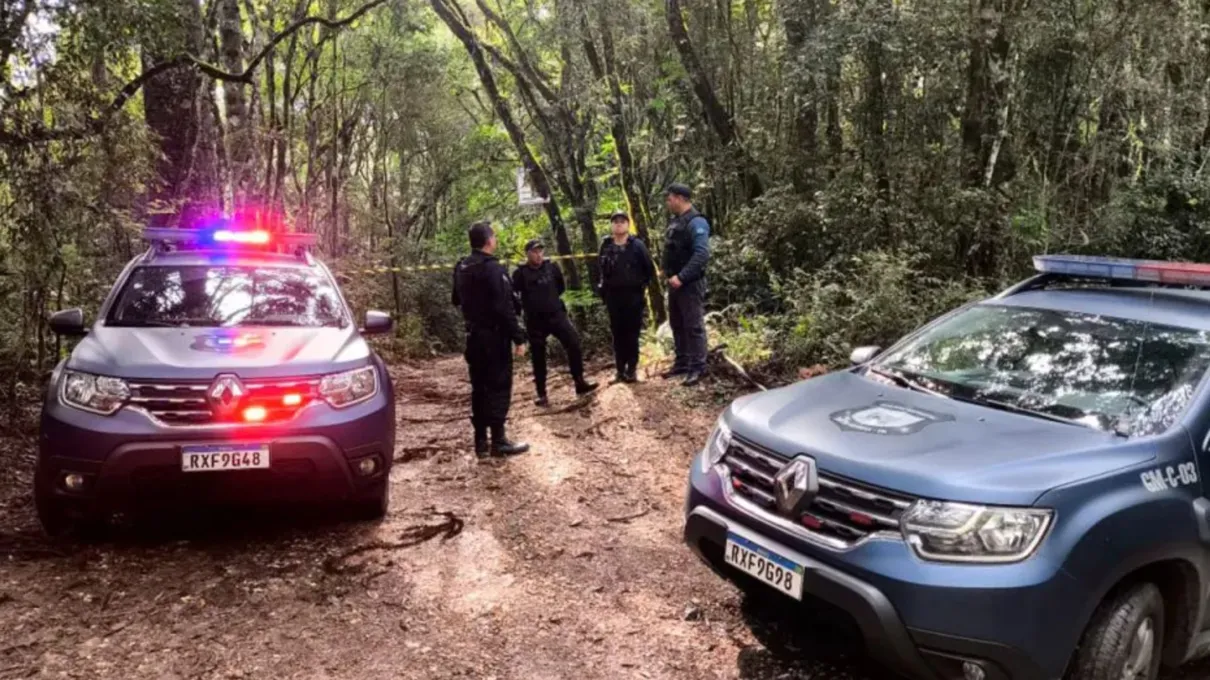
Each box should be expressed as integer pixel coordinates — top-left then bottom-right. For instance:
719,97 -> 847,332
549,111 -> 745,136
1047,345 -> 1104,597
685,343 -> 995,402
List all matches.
774,250 -> 987,371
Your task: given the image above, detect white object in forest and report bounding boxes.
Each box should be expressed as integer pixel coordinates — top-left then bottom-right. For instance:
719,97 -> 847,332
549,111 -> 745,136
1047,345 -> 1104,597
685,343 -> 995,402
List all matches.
517,167 -> 550,206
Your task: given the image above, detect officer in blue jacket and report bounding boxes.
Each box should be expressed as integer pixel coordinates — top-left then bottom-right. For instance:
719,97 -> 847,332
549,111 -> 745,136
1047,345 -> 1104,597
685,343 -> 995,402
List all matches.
660,183 -> 710,386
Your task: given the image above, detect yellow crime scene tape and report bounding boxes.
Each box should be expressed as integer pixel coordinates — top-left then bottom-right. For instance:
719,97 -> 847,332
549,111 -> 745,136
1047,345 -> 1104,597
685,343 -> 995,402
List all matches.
340,252 -> 660,277
338,252 -> 667,322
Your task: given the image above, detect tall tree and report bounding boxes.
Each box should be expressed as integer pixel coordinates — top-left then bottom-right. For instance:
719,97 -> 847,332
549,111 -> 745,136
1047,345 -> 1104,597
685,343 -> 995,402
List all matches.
665,0 -> 764,202
429,0 -> 581,288
581,4 -> 667,323
220,0 -> 252,206
142,0 -> 220,227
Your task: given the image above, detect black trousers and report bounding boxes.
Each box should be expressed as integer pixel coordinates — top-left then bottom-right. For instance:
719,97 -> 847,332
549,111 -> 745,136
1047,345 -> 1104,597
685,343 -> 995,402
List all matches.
668,280 -> 707,373
465,328 -> 513,429
604,289 -> 645,374
527,313 -> 584,394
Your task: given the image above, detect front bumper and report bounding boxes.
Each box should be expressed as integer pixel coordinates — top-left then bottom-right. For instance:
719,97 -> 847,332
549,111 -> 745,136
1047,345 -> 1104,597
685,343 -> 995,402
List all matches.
37,386 -> 394,515
685,452 -> 1078,680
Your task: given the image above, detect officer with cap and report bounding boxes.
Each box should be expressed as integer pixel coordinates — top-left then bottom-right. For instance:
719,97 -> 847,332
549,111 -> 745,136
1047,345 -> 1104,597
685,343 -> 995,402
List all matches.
452,221 -> 530,458
598,210 -> 654,383
512,238 -> 598,406
661,183 -> 711,386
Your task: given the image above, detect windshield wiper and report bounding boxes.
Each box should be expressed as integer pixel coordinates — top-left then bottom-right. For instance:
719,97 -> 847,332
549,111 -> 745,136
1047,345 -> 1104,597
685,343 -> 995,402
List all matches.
239,319 -> 307,327
955,394 -> 1120,435
867,365 -> 951,399
111,320 -> 202,328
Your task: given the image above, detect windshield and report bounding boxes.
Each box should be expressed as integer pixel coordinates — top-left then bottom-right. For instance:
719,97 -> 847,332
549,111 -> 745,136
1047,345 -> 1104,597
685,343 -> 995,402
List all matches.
874,303 -> 1210,437
107,265 -> 348,328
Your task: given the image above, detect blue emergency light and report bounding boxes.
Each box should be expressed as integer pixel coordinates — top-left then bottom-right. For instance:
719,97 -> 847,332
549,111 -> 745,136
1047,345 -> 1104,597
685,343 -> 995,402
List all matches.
1034,254 -> 1210,287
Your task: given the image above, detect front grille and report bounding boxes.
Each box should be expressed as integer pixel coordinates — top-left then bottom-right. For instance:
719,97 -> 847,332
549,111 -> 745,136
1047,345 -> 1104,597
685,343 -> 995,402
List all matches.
721,438 -> 913,548
128,378 -> 321,426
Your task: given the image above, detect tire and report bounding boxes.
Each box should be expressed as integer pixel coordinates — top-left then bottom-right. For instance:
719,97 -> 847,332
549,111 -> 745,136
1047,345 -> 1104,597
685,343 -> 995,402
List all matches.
349,484 -> 390,522
34,487 -> 74,538
34,475 -> 106,540
1068,582 -> 1165,680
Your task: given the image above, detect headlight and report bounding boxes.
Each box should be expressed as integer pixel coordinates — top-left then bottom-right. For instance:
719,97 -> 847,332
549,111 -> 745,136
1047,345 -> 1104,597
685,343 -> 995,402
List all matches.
61,371 -> 130,415
319,366 -> 378,408
701,417 -> 732,473
901,500 -> 1053,563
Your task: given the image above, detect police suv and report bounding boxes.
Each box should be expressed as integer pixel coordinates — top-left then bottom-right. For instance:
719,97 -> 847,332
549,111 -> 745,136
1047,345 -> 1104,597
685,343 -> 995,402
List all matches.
37,223 -> 395,534
685,255 -> 1210,680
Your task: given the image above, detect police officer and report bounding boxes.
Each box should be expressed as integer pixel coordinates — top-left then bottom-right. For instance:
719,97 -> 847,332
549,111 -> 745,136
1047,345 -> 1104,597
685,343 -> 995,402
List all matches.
512,239 -> 598,407
661,183 -> 710,386
452,221 -> 529,458
598,211 -> 654,383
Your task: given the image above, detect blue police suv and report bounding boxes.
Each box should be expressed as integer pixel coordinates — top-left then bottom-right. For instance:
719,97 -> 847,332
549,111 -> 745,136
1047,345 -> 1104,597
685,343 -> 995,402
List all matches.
685,255 -> 1210,680
37,223 -> 395,535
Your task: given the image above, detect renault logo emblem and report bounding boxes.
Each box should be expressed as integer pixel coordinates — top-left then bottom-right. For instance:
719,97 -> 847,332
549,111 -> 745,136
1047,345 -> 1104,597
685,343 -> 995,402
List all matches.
207,374 -> 245,417
773,456 -> 819,515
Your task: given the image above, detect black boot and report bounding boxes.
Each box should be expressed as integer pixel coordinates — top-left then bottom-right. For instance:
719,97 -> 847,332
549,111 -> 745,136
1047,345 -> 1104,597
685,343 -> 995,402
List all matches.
574,378 -> 599,396
624,367 -> 638,383
682,370 -> 705,387
661,366 -> 689,379
491,425 -> 529,456
613,370 -> 626,384
534,392 -> 549,407
473,426 -> 490,459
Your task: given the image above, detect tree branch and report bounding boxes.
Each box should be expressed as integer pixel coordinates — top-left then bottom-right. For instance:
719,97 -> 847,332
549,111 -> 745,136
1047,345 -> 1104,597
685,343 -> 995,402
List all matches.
0,0 -> 397,147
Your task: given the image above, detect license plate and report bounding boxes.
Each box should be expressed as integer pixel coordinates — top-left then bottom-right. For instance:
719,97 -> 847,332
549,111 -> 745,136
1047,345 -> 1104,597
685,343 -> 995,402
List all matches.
181,444 -> 270,472
724,532 -> 805,600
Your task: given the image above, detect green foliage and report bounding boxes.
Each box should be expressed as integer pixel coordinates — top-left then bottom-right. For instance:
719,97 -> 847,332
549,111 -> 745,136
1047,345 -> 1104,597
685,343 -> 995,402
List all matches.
775,251 -> 987,370
7,0 -> 1210,416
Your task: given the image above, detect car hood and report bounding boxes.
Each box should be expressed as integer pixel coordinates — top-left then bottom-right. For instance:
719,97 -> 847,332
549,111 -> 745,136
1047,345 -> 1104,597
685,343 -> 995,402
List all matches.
726,371 -> 1158,506
67,325 -> 371,380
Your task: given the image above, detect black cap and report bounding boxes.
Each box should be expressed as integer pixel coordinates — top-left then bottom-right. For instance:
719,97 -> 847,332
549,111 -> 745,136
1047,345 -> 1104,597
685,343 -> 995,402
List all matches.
524,238 -> 545,252
665,182 -> 693,200
609,210 -> 630,222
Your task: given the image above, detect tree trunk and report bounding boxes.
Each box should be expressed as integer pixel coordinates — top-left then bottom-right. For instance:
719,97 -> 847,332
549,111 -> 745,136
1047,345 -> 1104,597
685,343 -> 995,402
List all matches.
961,0 -> 1015,188
263,2 -> 278,206
220,0 -> 250,207
665,0 -> 763,202
782,0 -> 818,193
142,0 -> 219,226
957,0 -> 1016,276
429,0 -> 581,288
862,0 -> 892,240
583,9 -> 667,323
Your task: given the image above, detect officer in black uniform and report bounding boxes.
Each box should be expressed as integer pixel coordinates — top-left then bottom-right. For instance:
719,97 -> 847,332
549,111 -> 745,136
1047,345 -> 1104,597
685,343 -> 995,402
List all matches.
451,221 -> 530,458
661,183 -> 711,386
512,239 -> 598,407
598,211 -> 654,383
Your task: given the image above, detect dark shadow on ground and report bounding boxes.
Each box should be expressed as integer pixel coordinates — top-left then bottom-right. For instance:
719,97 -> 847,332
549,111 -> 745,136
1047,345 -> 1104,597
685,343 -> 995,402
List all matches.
1,502 -> 376,564
735,588 -> 1210,680
736,590 -> 897,680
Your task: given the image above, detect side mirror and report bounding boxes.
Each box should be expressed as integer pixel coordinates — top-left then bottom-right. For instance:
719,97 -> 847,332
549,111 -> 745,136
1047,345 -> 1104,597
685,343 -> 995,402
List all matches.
849,345 -> 882,366
49,308 -> 88,337
362,310 -> 393,336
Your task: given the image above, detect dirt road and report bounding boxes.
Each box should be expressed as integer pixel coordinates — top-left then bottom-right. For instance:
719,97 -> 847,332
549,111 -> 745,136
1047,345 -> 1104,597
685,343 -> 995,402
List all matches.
2,357 -> 1209,680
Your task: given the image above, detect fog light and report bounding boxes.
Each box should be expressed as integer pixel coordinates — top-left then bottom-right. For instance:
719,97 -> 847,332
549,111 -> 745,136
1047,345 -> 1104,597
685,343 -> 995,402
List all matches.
356,456 -> 379,476
63,473 -> 86,491
962,661 -> 986,680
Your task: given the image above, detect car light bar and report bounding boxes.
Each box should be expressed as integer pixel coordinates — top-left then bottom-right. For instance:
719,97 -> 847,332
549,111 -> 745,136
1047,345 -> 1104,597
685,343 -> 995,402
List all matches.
1033,254 -> 1210,287
143,227 -> 318,249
